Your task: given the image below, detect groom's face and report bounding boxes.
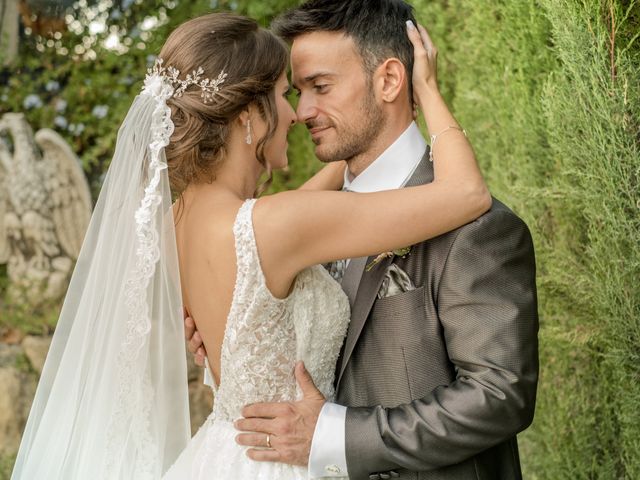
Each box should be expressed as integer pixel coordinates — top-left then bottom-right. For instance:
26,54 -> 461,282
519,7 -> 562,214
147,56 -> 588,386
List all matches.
291,31 -> 386,163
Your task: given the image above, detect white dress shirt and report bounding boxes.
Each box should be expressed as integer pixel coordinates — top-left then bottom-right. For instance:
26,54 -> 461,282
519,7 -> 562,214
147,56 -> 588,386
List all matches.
308,122 -> 427,479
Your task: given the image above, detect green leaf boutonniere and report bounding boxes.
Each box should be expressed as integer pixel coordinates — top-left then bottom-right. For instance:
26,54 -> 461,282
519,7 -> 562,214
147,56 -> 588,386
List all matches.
365,246 -> 412,272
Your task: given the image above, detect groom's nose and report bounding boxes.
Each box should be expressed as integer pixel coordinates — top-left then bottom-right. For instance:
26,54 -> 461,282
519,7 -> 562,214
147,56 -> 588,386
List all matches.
295,94 -> 319,124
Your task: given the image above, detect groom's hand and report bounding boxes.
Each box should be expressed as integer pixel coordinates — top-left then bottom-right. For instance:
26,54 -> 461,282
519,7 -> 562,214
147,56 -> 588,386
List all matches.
184,309 -> 206,367
235,362 -> 326,466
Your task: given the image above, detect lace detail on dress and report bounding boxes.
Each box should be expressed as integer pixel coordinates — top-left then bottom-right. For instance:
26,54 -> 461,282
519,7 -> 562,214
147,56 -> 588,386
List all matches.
292,265 -> 350,401
212,199 -> 297,421
209,199 -> 350,422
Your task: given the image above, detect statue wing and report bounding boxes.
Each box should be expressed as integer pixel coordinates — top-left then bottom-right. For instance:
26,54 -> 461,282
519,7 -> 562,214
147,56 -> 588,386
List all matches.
35,128 -> 92,259
0,139 -> 10,264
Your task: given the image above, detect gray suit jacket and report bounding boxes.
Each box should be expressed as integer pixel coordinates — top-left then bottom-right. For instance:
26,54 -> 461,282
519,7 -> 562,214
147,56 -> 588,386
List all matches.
335,154 -> 539,480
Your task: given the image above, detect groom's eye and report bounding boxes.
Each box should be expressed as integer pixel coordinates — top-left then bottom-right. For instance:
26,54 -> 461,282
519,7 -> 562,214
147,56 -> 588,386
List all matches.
314,84 -> 329,93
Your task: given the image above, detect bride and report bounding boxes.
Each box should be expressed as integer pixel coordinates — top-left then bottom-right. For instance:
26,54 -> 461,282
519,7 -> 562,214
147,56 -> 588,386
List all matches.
11,12 -> 489,480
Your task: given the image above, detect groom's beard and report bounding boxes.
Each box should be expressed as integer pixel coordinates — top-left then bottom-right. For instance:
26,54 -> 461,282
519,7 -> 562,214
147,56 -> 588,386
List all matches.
308,90 -> 386,163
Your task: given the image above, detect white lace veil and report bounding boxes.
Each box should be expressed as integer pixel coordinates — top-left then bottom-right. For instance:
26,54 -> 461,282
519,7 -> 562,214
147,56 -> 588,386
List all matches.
12,70 -> 191,479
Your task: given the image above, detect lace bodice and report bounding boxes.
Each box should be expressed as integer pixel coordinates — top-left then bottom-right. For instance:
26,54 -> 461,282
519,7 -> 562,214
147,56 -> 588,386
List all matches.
212,199 -> 350,422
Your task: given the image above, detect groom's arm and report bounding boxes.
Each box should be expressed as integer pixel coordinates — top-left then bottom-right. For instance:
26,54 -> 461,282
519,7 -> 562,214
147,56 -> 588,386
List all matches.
344,207 -> 539,478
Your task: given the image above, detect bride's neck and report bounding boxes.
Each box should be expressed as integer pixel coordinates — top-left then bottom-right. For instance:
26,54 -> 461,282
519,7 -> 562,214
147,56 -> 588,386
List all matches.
194,138 -> 264,199
215,154 -> 262,199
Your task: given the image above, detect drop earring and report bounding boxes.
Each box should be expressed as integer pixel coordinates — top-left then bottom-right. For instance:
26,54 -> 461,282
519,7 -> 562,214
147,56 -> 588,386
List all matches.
245,120 -> 252,145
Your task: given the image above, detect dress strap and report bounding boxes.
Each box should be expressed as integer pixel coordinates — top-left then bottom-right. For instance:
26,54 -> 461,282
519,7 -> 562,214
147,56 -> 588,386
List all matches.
231,198 -> 265,292
202,199 -> 258,395
232,199 -> 259,268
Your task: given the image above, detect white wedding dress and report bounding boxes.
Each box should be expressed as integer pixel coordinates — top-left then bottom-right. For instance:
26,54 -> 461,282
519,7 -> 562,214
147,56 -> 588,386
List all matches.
164,199 -> 351,479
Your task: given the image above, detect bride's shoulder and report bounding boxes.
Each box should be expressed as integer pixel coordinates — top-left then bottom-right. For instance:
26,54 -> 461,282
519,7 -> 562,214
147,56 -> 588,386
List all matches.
251,190 -> 309,231
175,195 -> 244,247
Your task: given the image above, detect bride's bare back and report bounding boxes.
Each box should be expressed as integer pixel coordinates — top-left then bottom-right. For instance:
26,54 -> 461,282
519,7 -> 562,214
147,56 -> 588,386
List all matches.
175,187 -> 243,384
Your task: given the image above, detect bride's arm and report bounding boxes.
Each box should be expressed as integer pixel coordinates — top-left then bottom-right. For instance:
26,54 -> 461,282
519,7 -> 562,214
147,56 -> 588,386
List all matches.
298,160 -> 346,191
255,22 -> 490,286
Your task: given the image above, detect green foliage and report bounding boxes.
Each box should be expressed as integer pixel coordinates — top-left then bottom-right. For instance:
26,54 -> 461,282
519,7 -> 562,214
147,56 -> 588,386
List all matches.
0,0 -> 236,192
0,297 -> 60,335
409,0 -> 639,477
13,351 -> 36,375
0,455 -> 15,480
532,1 -> 640,477
237,0 -> 299,26
0,267 -> 60,334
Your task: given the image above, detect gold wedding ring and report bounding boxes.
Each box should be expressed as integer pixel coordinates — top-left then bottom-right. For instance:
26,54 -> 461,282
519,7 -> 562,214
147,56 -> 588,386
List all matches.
266,433 -> 272,449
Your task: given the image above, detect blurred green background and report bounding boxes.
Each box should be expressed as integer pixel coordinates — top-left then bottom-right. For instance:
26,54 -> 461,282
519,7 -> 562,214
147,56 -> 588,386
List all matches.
1,0 -> 639,478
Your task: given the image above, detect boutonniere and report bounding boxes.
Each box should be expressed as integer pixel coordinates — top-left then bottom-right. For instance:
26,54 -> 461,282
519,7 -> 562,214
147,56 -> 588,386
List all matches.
365,246 -> 412,272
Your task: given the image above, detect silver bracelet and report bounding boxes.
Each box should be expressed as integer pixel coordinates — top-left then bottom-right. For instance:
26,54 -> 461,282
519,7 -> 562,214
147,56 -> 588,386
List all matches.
429,125 -> 467,162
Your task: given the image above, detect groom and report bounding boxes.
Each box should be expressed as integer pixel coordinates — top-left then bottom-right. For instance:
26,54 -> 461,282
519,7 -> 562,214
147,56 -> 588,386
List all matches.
187,1 -> 539,479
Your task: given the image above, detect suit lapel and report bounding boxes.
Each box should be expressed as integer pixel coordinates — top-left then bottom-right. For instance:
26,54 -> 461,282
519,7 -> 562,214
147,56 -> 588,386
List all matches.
337,253 -> 394,386
404,149 -> 433,188
340,257 -> 367,310
336,149 -> 433,388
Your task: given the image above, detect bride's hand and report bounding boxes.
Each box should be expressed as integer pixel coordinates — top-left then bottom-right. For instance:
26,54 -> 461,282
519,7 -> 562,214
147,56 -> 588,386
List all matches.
406,20 -> 439,107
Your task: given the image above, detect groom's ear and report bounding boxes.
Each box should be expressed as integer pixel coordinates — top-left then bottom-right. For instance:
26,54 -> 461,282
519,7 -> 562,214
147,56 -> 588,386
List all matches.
375,58 -> 406,104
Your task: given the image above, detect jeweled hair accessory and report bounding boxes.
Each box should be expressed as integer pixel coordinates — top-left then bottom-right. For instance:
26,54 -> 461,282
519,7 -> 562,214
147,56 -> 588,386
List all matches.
143,57 -> 228,104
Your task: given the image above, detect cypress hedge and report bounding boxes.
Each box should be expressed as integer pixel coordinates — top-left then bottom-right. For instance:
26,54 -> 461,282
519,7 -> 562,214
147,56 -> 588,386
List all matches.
432,2 -> 638,477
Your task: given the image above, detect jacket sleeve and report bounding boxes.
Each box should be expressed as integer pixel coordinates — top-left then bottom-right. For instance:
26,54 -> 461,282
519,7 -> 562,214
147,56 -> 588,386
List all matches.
344,208 -> 539,479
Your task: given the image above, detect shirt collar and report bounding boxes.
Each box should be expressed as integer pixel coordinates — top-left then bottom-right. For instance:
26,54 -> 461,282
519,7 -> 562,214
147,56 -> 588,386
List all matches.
343,122 -> 427,193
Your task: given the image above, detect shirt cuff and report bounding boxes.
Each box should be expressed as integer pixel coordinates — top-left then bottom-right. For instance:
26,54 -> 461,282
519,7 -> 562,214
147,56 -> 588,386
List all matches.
308,402 -> 348,478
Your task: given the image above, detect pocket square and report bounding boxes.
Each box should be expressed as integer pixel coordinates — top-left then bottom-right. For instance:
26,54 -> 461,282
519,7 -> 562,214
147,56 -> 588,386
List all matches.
377,264 -> 416,299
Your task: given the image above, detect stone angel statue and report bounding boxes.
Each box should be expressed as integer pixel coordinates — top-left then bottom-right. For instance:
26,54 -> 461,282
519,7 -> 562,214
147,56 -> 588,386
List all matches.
0,112 -> 91,305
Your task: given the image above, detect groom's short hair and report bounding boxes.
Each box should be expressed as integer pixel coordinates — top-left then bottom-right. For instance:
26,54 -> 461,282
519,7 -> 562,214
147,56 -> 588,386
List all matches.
272,0 -> 417,102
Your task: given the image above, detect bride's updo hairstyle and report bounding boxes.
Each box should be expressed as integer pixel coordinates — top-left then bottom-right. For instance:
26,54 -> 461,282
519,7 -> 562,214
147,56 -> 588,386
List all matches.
158,13 -> 289,195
